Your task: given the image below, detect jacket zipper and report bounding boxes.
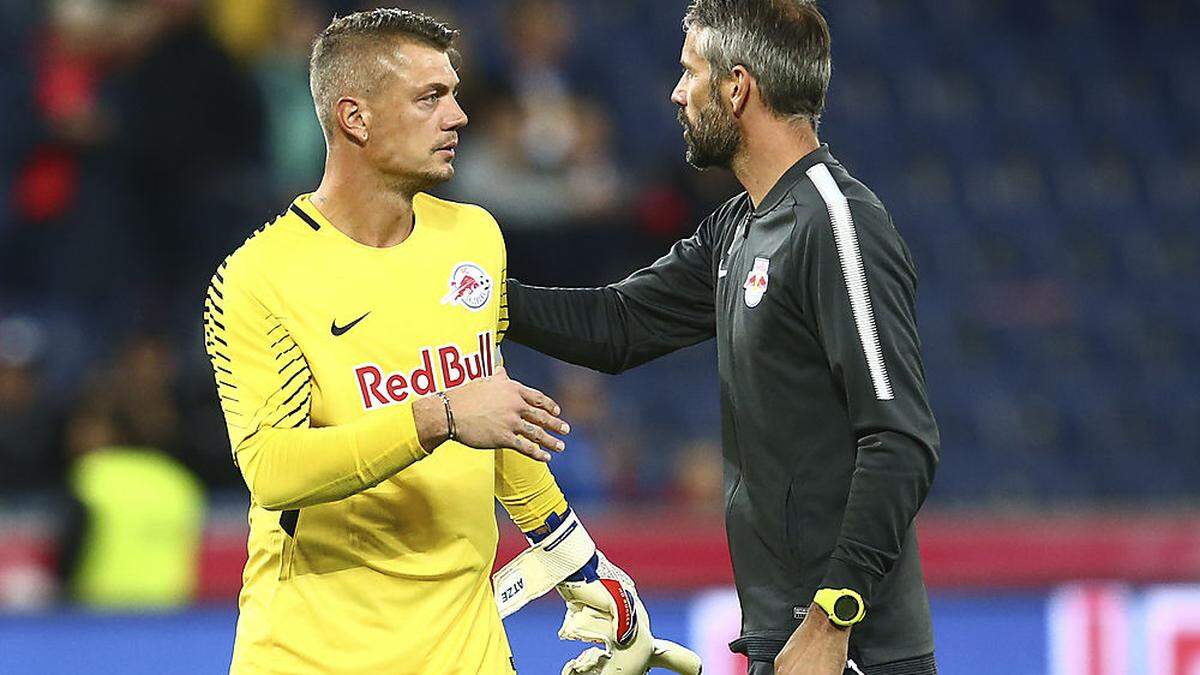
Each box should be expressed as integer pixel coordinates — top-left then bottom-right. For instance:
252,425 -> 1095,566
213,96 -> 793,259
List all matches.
724,212 -> 753,516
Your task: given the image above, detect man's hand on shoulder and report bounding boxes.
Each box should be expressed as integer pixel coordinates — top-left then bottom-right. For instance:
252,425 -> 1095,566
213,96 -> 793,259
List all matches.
774,603 -> 850,675
414,366 -> 570,460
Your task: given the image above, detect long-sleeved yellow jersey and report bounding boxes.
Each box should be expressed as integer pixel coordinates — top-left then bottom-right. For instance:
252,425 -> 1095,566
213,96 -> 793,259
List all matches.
203,194 -> 568,674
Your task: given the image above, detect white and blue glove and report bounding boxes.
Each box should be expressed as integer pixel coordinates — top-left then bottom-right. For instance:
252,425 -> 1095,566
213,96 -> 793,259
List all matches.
493,509 -> 702,675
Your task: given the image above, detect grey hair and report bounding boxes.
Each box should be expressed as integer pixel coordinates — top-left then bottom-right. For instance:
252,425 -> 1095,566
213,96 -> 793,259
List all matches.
683,0 -> 831,129
309,8 -> 459,137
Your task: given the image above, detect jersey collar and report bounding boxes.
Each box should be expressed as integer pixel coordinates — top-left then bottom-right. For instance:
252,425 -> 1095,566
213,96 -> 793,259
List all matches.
290,193 -> 425,253
290,194 -> 333,231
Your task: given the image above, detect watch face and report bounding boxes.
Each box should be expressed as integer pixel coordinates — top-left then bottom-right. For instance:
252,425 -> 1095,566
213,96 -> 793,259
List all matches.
834,594 -> 861,622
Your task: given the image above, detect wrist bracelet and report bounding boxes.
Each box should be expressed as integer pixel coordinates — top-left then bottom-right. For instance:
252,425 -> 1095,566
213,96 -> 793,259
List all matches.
434,392 -> 456,441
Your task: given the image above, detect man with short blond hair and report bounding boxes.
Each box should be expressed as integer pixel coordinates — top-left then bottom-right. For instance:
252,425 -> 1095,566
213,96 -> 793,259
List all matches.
205,8 -> 697,675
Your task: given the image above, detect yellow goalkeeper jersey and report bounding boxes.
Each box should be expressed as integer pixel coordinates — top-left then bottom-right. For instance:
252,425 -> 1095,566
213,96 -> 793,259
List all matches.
203,193 -> 567,674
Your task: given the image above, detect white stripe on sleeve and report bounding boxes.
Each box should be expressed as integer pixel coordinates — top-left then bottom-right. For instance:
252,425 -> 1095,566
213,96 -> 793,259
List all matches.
806,163 -> 895,401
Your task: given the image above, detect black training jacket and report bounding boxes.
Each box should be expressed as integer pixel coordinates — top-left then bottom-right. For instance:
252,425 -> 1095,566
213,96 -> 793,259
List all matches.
505,145 -> 940,667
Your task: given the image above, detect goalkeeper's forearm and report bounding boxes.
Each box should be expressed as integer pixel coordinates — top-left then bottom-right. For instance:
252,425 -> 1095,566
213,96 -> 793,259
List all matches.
493,509 -> 598,618
237,398 -> 447,510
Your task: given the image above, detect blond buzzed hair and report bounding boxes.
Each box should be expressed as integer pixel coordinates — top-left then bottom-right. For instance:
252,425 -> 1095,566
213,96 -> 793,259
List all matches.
309,8 -> 460,137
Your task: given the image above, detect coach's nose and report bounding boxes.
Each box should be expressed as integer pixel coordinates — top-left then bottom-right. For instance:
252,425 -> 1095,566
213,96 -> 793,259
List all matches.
671,76 -> 688,108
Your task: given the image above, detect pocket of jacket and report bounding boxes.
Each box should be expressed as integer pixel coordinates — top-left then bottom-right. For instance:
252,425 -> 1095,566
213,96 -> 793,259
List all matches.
783,480 -> 803,576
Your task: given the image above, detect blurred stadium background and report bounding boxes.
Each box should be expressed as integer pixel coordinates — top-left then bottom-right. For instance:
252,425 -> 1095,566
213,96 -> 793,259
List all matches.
1,0 -> 1198,673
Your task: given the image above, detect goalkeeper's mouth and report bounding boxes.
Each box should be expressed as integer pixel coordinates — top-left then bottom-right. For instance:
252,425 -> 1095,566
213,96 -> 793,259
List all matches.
435,139 -> 458,158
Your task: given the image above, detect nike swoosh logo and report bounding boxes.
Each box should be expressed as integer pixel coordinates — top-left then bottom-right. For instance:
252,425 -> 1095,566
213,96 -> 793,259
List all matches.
331,312 -> 370,336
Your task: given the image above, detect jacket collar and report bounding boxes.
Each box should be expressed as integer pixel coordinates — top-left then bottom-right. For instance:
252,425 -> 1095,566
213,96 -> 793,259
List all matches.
753,144 -> 837,217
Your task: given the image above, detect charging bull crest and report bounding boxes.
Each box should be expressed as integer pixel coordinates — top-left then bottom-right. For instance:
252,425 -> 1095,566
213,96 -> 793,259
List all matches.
743,257 -> 770,308
441,262 -> 493,311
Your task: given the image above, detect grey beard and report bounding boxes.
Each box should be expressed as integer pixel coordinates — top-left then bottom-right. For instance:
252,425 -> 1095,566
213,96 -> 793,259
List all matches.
679,102 -> 741,170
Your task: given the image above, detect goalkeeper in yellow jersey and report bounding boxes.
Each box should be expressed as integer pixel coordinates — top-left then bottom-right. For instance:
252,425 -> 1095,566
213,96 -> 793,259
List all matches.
202,8 -> 699,675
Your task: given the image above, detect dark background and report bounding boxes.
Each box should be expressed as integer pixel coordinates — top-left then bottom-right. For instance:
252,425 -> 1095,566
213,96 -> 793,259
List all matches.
2,1 -> 1198,671
1,0 -> 1198,649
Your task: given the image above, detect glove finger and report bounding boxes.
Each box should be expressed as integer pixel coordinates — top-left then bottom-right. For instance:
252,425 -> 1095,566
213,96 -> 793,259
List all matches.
560,606 -> 616,645
562,646 -> 609,675
648,639 -> 703,675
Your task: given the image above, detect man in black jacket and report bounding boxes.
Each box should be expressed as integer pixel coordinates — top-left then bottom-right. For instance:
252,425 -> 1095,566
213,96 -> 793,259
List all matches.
503,2 -> 940,674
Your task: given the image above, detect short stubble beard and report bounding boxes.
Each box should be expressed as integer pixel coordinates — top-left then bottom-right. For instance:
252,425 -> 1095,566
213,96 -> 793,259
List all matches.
390,163 -> 454,197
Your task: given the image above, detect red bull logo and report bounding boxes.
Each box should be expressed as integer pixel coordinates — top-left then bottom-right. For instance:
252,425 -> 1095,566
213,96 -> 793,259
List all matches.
441,262 -> 492,311
354,331 -> 495,409
743,257 -> 769,308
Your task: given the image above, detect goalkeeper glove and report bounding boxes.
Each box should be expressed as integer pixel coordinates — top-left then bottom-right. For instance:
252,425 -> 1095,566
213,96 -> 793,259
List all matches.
493,509 -> 702,675
557,550 -> 702,675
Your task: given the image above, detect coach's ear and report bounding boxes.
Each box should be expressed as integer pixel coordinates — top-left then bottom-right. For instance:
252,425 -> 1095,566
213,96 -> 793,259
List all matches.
335,96 -> 370,145
729,64 -> 753,117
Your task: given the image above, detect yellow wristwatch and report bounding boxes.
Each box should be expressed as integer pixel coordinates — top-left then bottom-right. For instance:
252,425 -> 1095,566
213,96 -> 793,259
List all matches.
813,588 -> 866,628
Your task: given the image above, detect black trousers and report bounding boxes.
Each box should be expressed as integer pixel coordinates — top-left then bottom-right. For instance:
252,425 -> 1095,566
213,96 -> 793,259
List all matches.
748,653 -> 937,675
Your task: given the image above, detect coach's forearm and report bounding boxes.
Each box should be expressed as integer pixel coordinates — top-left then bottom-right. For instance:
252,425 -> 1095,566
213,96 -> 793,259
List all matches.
820,429 -> 937,601
506,281 -> 632,374
237,404 -> 434,510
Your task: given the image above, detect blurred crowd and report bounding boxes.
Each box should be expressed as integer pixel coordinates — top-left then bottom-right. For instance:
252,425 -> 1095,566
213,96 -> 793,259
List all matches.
1,0 -> 1198,518
0,0 -> 731,516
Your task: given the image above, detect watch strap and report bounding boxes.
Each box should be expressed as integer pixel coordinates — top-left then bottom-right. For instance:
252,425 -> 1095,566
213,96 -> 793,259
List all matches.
813,587 -> 866,627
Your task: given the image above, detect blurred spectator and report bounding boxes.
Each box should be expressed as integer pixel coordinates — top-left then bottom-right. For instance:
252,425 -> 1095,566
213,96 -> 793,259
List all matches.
14,0 -> 115,224
57,334 -> 204,609
252,0 -> 325,201
538,364 -> 638,508
0,0 -> 1197,510
5,0 -> 121,293
667,439 -> 723,514
111,0 -> 268,308
451,95 -> 624,229
206,0 -> 286,63
103,334 -> 184,454
61,408 -> 205,608
450,0 -> 625,237
502,0 -> 579,163
0,317 -> 58,494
